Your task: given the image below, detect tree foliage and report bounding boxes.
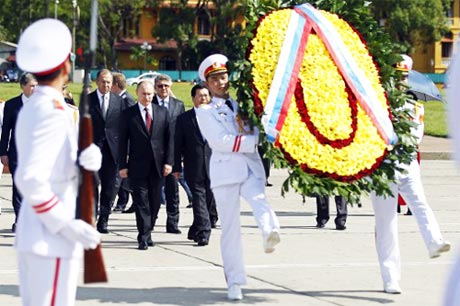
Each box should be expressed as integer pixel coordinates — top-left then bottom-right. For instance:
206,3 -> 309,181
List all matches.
370,0 -> 452,53
230,0 -> 417,203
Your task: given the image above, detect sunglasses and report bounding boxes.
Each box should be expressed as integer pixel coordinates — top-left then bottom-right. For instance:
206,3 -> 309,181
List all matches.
156,84 -> 170,88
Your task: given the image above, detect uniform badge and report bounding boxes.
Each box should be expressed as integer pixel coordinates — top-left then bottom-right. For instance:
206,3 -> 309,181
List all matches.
53,99 -> 65,110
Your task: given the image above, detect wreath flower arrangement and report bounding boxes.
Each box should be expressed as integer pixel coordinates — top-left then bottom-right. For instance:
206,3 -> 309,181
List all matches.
248,6 -> 392,182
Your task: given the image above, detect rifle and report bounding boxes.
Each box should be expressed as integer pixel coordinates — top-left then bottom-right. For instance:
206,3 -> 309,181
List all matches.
78,0 -> 107,284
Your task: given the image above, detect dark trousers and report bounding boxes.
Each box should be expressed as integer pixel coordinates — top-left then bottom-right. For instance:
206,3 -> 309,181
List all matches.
164,173 -> 180,231
9,161 -> 22,223
97,145 -> 120,218
187,178 -> 217,240
316,195 -> 347,226
131,175 -> 162,244
178,173 -> 193,203
116,178 -> 134,209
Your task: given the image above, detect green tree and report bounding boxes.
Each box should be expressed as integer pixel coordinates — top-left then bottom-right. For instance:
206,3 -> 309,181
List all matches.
371,0 -> 452,53
230,0 -> 416,202
151,0 -> 197,80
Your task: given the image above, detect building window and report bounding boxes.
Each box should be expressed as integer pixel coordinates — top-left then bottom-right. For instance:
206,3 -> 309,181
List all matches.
197,11 -> 210,35
442,42 -> 453,58
159,56 -> 176,70
122,17 -> 139,38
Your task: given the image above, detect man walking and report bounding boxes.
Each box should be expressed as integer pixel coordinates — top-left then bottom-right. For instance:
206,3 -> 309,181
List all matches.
173,84 -> 218,246
0,72 -> 37,232
119,80 -> 174,250
153,74 -> 185,234
88,69 -> 125,233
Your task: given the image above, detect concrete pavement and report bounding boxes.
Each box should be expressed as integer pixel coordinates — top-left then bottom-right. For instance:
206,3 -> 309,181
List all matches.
0,136 -> 459,306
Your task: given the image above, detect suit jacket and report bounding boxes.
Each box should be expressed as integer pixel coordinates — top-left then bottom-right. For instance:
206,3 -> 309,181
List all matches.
121,91 -> 136,107
195,97 -> 264,188
153,96 -> 185,128
88,91 -> 125,163
173,108 -> 211,182
119,103 -> 174,179
0,95 -> 23,161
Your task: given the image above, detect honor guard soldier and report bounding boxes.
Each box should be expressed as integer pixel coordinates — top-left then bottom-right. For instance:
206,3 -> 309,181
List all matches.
14,19 -> 102,306
371,54 -> 450,294
195,54 -> 280,301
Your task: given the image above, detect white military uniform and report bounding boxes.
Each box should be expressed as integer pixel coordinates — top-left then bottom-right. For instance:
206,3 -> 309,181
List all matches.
371,100 -> 447,285
196,96 -> 280,286
15,85 -> 81,306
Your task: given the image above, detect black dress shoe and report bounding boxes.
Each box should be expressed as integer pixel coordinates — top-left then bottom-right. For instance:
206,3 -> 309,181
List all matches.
12,223 -> 16,233
147,240 -> 155,247
186,203 -> 192,208
211,221 -> 217,229
97,226 -> 109,234
197,238 -> 209,246
316,223 -> 325,228
122,206 -> 135,214
335,224 -> 346,230
167,228 -> 182,234
138,242 -> 148,250
266,181 -> 273,187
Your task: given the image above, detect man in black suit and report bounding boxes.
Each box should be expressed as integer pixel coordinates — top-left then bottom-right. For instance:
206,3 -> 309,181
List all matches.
119,80 -> 173,250
153,74 -> 185,234
0,72 -> 37,232
173,84 -> 218,246
88,69 -> 126,233
111,72 -> 136,212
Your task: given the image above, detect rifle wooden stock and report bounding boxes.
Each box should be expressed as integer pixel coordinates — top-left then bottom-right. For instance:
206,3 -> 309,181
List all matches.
78,114 -> 108,284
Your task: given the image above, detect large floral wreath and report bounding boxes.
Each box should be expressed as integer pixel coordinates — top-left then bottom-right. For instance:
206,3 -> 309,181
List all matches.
248,5 -> 393,182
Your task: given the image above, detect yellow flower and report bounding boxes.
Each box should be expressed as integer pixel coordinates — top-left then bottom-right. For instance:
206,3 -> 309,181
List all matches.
249,8 -> 389,180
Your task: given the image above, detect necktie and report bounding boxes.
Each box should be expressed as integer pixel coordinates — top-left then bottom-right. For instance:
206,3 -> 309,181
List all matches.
145,107 -> 152,134
161,99 -> 168,109
225,99 -> 234,112
101,94 -> 108,119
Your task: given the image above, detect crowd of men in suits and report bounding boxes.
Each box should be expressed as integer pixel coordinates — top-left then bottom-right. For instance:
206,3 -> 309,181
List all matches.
0,67 -> 219,250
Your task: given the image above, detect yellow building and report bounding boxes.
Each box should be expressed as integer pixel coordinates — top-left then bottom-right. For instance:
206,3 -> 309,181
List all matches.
115,1 -> 244,71
412,0 -> 460,75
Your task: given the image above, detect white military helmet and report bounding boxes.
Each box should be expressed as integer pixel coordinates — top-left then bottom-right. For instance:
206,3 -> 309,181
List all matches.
16,18 -> 72,75
198,54 -> 228,82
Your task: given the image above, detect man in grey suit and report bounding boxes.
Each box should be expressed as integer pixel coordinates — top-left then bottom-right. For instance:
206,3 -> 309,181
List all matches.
152,74 -> 185,234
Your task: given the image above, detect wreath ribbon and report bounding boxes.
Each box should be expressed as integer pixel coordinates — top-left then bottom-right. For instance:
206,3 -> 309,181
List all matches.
261,3 -> 397,146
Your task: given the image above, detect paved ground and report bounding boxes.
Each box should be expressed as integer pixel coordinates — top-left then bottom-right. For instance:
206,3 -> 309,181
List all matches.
0,136 -> 459,306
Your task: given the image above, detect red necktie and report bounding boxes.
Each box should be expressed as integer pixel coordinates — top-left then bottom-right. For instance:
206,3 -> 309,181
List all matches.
145,107 -> 152,133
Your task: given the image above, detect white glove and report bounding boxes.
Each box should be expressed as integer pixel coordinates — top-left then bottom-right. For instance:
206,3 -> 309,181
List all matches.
79,143 -> 102,171
59,219 -> 101,250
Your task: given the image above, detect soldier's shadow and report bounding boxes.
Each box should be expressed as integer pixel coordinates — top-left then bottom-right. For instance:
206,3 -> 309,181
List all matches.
0,285 -> 395,305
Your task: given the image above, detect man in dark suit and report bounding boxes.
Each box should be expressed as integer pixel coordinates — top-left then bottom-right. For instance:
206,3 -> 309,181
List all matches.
0,72 -> 37,232
119,80 -> 173,250
111,72 -> 136,213
88,69 -> 126,233
173,84 -> 218,246
153,74 -> 185,234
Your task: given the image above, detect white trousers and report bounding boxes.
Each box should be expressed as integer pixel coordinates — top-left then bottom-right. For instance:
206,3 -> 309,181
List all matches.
18,252 -> 80,306
371,159 -> 444,283
443,252 -> 460,306
212,173 -> 280,287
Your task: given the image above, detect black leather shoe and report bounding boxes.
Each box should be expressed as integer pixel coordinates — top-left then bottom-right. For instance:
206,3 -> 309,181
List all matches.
122,206 -> 135,214
266,181 -> 273,187
211,220 -> 218,228
138,242 -> 148,250
97,226 -> 109,234
186,203 -> 192,208
197,238 -> 209,246
336,224 -> 347,230
12,223 -> 16,233
167,228 -> 182,234
147,240 -> 155,247
316,223 -> 325,228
